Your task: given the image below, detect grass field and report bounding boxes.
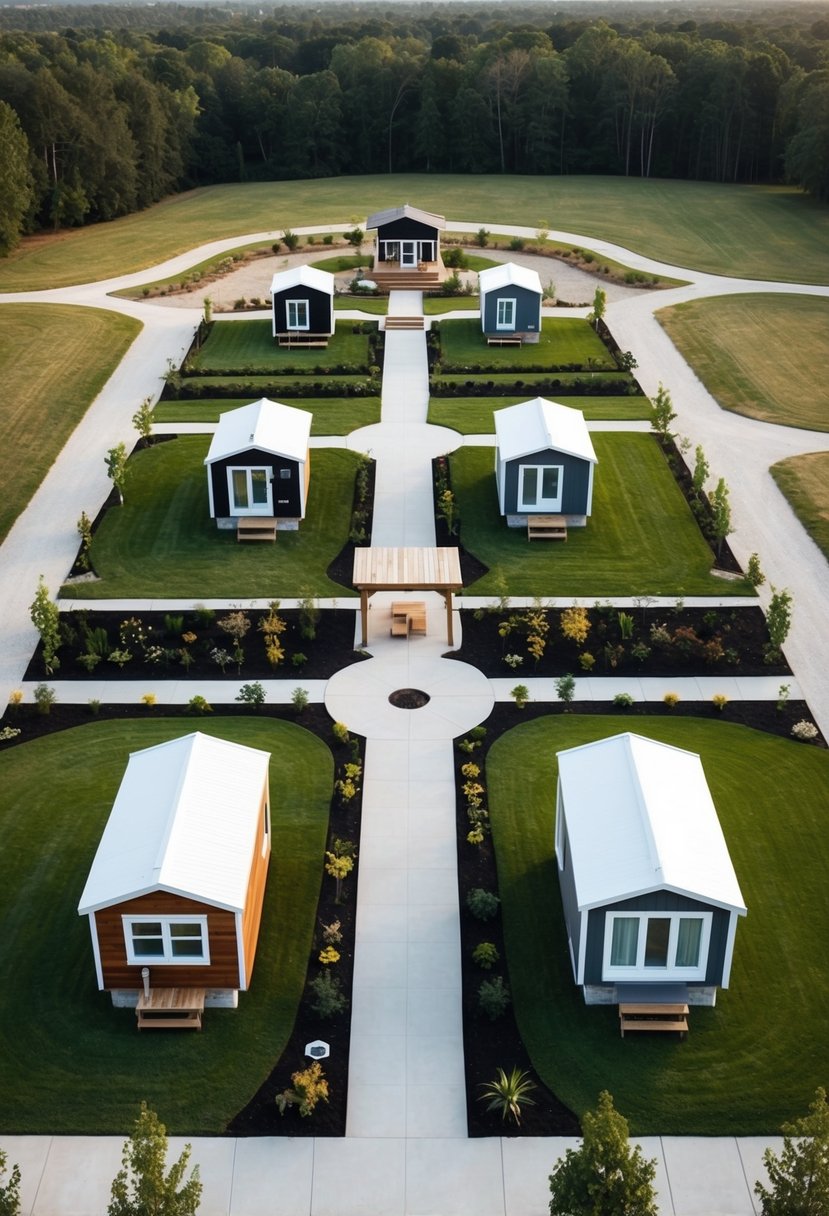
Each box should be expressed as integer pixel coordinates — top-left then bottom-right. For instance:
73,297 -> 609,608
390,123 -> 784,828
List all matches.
154,396 -> 381,433
334,296 -> 387,314
0,717 -> 332,1133
423,296 -> 480,314
64,439 -> 361,599
658,294 -> 829,432
771,451 -> 829,563
190,319 -> 372,373
0,305 -> 141,545
437,317 -> 615,370
428,395 -> 650,431
3,177 -> 829,291
310,254 -> 372,273
487,715 -> 829,1134
451,435 -> 744,597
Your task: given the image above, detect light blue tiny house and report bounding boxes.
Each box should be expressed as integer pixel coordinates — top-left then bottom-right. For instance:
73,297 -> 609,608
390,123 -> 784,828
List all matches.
494,397 -> 597,526
479,262 -> 542,343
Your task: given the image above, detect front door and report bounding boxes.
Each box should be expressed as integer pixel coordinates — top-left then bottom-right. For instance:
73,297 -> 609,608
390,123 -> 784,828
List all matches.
228,467 -> 273,515
519,464 -> 563,512
401,241 -> 417,267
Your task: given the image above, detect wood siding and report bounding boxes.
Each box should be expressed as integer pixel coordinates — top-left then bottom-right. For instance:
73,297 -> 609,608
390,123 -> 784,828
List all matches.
94,891 -> 240,991
241,790 -> 271,987
502,447 -> 591,516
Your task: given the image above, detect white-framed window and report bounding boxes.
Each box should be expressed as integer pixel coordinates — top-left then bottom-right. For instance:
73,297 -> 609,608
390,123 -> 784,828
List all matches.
518,464 -> 563,512
228,467 -> 272,514
496,297 -> 516,330
287,299 -> 310,330
602,911 -> 712,981
123,915 -> 210,965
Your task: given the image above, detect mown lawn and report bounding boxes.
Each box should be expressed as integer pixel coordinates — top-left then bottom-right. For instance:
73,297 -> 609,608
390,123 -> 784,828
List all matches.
190,319 -> 372,373
153,396 -> 381,434
451,435 -> 740,596
771,451 -> 829,563
428,395 -> 650,431
0,717 -> 332,1134
486,715 -> 829,1134
64,438 -> 361,599
423,296 -> 481,314
0,305 -> 140,544
310,254 -> 372,273
658,294 -> 829,432
4,176 -> 829,291
438,317 -> 615,370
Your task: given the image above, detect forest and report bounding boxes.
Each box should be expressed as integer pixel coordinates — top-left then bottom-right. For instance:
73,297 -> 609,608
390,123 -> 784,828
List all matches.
1,1 -> 829,253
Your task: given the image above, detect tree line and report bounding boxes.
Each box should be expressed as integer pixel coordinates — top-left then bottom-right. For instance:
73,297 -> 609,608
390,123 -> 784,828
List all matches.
2,2 -> 829,253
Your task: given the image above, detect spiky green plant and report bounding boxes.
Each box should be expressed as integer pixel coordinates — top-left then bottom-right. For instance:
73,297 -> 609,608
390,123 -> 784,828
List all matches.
478,1067 -> 537,1126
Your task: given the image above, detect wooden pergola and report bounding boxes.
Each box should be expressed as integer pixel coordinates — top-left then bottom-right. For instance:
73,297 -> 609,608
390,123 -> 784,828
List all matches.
352,547 -> 463,646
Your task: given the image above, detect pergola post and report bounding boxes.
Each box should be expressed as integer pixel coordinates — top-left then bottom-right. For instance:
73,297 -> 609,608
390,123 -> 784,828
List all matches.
444,589 -> 454,647
360,588 -> 369,647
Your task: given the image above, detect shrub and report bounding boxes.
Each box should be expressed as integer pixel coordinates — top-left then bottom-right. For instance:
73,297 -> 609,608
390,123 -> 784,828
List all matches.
236,682 -> 266,708
467,888 -> 500,921
504,653 -> 523,669
578,652 -> 596,672
472,942 -> 500,970
282,230 -> 300,251
186,695 -> 212,715
555,674 -> 576,704
87,698 -> 101,715
560,605 -> 590,645
308,970 -> 347,1018
511,684 -> 529,708
30,576 -> 61,674
318,946 -> 340,965
0,726 -> 21,742
712,694 -> 729,712
332,721 -> 350,744
469,725 -> 487,741
292,687 -> 309,714
776,684 -> 791,712
613,693 -> 634,709
791,720 -> 818,742
321,919 -> 342,945
276,1062 -> 329,1117
478,1067 -> 536,1127
8,690 -> 23,709
33,683 -> 56,715
508,236 -> 525,251
663,692 -> 680,709
141,693 -> 157,708
475,228 -> 490,248
765,586 -> 793,663
478,976 -> 511,1021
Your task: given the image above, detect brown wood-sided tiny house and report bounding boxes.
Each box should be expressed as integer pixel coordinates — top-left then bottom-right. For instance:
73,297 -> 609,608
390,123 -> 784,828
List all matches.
77,733 -> 271,1008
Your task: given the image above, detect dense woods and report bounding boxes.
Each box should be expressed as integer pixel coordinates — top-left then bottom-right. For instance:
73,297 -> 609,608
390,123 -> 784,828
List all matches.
1,2 -> 829,252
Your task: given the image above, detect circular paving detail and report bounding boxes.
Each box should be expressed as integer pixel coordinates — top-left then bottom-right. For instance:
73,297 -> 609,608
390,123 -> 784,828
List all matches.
388,688 -> 431,710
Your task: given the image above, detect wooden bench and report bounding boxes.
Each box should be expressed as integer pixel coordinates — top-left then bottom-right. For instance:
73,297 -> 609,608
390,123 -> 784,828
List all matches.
619,1002 -> 689,1039
137,987 -> 205,1031
237,516 -> 277,542
487,336 -> 522,346
276,333 -> 329,348
527,514 -> 567,541
390,601 -> 427,637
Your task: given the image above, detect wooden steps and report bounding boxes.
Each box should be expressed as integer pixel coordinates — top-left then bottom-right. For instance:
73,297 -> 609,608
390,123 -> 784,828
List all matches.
384,316 -> 425,330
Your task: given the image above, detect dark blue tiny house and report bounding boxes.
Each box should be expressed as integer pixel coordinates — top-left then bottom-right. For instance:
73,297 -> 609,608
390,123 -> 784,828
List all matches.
479,262 -> 543,343
494,398 -> 597,526
366,203 -> 445,270
556,733 -> 747,1007
270,266 -> 334,343
204,398 -> 311,530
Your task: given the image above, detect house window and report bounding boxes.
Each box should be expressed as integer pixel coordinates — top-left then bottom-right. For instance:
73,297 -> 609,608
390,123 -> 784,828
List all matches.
228,467 -> 271,514
123,915 -> 210,965
518,464 -> 563,512
287,299 -> 310,330
603,911 -> 712,981
496,297 -> 516,330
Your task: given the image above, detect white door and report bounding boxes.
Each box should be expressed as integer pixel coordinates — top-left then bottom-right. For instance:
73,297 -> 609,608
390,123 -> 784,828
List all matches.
228,467 -> 273,515
401,241 -> 417,267
519,464 -> 563,512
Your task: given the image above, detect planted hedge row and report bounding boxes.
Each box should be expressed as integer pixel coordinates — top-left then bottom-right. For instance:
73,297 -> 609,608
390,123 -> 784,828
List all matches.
430,377 -> 642,397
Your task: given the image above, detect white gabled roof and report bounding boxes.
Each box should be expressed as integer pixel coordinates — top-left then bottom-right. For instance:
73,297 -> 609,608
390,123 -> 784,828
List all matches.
479,262 -> 542,297
78,733 -> 271,915
494,397 -> 597,465
269,265 -> 334,297
557,733 -> 746,915
366,203 -> 446,230
204,398 -> 311,466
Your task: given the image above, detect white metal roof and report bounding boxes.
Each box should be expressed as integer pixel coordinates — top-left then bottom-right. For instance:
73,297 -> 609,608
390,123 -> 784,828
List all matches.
204,398 -> 311,466
269,265 -> 334,297
366,203 -> 446,230
557,733 -> 746,914
78,733 -> 271,915
494,397 -> 597,465
479,262 -> 542,297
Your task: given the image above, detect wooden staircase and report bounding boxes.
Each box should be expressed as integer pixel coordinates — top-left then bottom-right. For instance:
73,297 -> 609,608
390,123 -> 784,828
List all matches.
384,316 -> 425,330
371,268 -> 442,292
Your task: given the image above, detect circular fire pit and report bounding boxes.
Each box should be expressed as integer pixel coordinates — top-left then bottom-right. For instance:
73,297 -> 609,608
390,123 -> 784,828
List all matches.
388,688 -> 431,710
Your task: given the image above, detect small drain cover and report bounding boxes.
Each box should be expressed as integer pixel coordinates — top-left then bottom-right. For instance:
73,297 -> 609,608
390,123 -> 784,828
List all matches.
388,688 -> 430,709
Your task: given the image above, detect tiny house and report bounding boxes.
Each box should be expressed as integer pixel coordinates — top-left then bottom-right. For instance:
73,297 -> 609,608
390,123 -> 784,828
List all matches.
366,203 -> 445,272
494,397 -> 597,525
270,265 -> 334,343
555,733 -> 747,1007
77,732 -> 272,1008
479,262 -> 543,343
204,397 -> 311,530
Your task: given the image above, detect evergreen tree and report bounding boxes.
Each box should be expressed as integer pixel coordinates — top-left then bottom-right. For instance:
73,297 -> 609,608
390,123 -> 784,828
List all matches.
0,100 -> 34,255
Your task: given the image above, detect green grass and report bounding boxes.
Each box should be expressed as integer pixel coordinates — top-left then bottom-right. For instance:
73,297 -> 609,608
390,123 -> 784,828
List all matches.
190,320 -> 371,373
0,717 -> 333,1134
334,296 -> 387,314
438,317 -> 615,370
153,396 -> 381,434
423,296 -> 481,314
310,254 -> 371,273
64,438 -> 361,599
451,435 -> 744,597
486,715 -> 829,1134
771,452 -> 829,563
658,295 -> 829,432
0,305 -> 141,544
428,395 -> 650,431
112,240 -> 277,298
4,177 -> 829,291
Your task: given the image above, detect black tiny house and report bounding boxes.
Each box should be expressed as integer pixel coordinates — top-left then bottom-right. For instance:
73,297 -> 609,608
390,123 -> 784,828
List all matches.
271,266 -> 334,341
366,203 -> 445,268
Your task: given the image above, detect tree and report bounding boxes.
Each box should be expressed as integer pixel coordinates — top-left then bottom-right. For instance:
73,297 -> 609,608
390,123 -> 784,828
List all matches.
691,444 -> 709,499
650,383 -> 676,441
0,1148 -> 21,1216
30,575 -> 60,674
765,586 -> 793,662
587,287 -> 606,330
709,477 -> 732,557
108,1102 -> 201,1216
132,397 -> 154,445
549,1090 -> 658,1216
0,100 -> 34,256
755,1087 -> 829,1215
105,442 -> 129,504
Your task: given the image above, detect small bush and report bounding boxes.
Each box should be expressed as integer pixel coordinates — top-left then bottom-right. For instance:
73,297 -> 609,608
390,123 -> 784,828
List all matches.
276,1061 -> 329,1117
478,976 -> 511,1021
34,683 -> 56,715
791,720 -> 818,742
663,691 -> 680,709
578,652 -> 595,672
292,687 -> 309,713
712,694 -> 729,712
318,946 -> 340,965
236,681 -> 266,708
472,942 -> 500,970
467,888 -> 500,921
308,970 -> 348,1018
613,693 -> 634,709
508,237 -> 525,251
186,694 -> 212,715
87,698 -> 101,715
469,726 -> 487,741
